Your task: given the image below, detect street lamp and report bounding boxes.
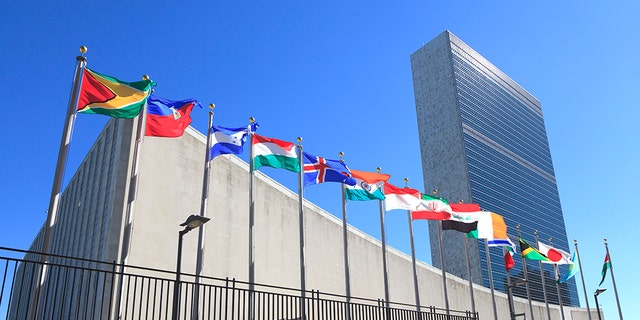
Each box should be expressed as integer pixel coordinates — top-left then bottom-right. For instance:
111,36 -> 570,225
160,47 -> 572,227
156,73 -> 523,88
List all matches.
594,288 -> 606,320
507,279 -> 528,320
172,215 -> 210,320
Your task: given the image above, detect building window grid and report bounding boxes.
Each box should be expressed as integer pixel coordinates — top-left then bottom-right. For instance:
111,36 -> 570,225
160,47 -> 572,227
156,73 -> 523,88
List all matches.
463,138 -> 562,211
462,137 -> 575,304
451,52 -> 541,116
456,91 -> 552,167
453,65 -> 554,172
452,59 -> 553,163
449,43 -> 542,115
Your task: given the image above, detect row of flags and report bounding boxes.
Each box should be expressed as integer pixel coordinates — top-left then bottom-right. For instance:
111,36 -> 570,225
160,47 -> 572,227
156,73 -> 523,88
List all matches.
77,67 -> 615,285
75,66 -> 617,310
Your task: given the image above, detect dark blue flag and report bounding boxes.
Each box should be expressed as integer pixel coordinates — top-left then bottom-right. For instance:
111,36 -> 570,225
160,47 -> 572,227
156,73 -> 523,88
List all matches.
209,122 -> 259,160
303,152 -> 356,187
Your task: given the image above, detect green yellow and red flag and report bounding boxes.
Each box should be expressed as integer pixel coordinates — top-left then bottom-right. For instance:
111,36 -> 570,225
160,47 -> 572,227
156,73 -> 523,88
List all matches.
77,68 -> 155,118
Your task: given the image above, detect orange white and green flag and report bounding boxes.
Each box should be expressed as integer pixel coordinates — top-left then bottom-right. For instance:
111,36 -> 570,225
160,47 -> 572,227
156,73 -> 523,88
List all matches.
77,68 -> 156,118
345,170 -> 390,201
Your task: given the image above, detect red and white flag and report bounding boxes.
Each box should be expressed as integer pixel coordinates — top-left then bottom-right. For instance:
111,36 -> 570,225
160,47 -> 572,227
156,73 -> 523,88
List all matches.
537,241 -> 572,265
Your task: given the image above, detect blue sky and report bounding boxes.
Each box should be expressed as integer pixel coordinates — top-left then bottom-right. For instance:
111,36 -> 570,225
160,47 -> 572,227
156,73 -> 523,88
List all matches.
1,1 -> 638,319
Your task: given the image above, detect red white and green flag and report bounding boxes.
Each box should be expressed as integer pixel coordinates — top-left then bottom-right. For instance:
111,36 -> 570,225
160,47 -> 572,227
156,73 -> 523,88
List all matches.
411,194 -> 452,220
77,68 -> 155,118
345,170 -> 390,201
599,253 -> 611,286
251,134 -> 300,173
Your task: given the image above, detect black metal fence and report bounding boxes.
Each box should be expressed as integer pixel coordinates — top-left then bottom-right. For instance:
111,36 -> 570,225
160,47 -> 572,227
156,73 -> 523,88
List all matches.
0,247 -> 478,320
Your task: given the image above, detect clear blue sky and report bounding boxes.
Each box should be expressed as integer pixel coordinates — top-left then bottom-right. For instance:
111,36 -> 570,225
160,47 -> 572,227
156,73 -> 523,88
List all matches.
1,1 -> 637,319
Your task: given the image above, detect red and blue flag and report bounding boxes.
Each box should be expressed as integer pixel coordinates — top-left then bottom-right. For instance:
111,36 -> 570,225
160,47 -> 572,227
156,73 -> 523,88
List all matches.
303,152 -> 356,187
146,94 -> 201,137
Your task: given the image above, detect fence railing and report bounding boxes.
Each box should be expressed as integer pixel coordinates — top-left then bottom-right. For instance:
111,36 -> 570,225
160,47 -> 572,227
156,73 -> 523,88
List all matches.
0,247 -> 478,320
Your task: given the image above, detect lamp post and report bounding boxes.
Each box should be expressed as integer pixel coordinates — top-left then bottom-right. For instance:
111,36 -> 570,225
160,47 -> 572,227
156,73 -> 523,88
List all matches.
172,215 -> 211,320
507,279 -> 528,320
594,288 -> 606,320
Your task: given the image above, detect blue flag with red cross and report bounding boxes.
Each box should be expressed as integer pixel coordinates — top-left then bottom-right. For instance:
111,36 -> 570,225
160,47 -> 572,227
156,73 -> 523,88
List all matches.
303,152 -> 356,187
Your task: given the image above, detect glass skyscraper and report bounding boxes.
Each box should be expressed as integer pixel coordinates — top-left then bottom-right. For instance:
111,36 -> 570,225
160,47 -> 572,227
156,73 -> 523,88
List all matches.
410,30 -> 579,306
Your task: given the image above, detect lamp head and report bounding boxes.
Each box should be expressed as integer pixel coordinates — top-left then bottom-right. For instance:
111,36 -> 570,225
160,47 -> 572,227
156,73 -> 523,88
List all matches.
180,215 -> 210,230
595,288 -> 607,296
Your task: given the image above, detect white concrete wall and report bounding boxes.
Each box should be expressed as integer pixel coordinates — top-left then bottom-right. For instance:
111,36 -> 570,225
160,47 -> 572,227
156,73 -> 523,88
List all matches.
122,126 -> 591,319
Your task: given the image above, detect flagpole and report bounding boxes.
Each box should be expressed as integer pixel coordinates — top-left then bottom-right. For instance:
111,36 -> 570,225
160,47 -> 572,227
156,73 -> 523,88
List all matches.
506,257 -> 515,318
517,225 -> 535,320
535,231 -> 552,320
484,241 -> 498,320
377,167 -> 391,320
248,117 -> 256,320
404,178 -> 422,318
604,238 -> 623,320
574,240 -> 592,320
461,199 -> 475,317
548,238 -> 565,320
192,104 -> 215,319
30,45 -> 87,320
434,189 -> 449,316
111,74 -> 153,320
464,236 -> 477,315
339,152 -> 352,320
437,220 -> 450,316
297,137 -> 307,320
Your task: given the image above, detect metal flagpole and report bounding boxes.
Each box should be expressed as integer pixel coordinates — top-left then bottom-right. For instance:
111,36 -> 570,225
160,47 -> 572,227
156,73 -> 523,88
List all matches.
377,168 -> 391,320
112,74 -> 152,320
484,241 -> 498,320
408,211 -> 423,318
516,225 -> 535,320
548,238 -> 564,320
604,238 -> 623,320
464,236 -> 476,316
535,231 -> 551,320
192,104 -> 215,319
29,45 -> 87,320
248,118 -> 256,320
297,138 -> 307,320
339,152 -> 352,320
574,240 -> 592,320
435,188 -> 449,316
554,263 -> 565,320
437,220 -> 450,316
404,178 -> 421,318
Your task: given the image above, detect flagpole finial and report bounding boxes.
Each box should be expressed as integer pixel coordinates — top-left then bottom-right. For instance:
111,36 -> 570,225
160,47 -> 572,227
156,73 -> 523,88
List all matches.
209,103 -> 215,111
433,189 -> 438,195
534,230 -> 538,235
376,167 -> 381,173
459,200 -> 464,203
142,75 -> 150,81
604,238 -> 607,244
297,137 -> 302,143
249,117 -> 255,123
79,46 -> 87,55
516,224 -> 520,229
339,152 -> 344,161
574,239 -> 577,244
403,178 -> 408,188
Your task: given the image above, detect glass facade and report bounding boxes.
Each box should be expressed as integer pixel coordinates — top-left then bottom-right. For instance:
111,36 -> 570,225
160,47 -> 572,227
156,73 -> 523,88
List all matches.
412,31 -> 579,306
